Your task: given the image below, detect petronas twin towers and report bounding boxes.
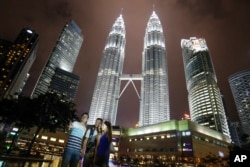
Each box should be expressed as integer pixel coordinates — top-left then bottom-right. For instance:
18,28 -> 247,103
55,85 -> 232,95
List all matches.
88,11 -> 170,126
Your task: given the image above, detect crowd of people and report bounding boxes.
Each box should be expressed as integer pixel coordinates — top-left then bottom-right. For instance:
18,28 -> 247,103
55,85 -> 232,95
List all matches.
61,112 -> 113,167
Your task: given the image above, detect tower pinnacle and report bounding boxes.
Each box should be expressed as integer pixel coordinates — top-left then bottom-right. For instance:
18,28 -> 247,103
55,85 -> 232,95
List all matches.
121,8 -> 124,15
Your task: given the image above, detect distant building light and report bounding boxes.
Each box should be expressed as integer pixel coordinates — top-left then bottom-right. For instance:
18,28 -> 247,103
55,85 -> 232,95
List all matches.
12,127 -> 18,132
27,29 -> 33,34
50,137 -> 56,142
218,151 -> 224,157
41,136 -> 48,140
59,139 -> 65,143
10,132 -> 16,135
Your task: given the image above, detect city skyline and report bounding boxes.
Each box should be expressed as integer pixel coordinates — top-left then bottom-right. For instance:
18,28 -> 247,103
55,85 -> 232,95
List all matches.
0,0 -> 249,127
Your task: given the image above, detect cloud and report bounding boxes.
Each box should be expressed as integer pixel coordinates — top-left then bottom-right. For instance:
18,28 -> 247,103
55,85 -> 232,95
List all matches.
42,0 -> 72,22
175,0 -> 227,20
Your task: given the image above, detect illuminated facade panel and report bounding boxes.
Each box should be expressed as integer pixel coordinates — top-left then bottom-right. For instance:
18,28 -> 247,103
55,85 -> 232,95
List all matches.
228,69 -> 250,135
181,37 -> 230,137
0,28 -> 38,99
88,15 -> 126,125
139,11 -> 170,126
32,20 -> 83,98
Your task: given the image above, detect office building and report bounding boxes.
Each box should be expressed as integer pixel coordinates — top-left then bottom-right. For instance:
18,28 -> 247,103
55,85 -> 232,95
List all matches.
181,37 -> 230,137
88,14 -> 126,125
228,69 -> 250,135
119,120 -> 230,166
0,28 -> 38,100
50,68 -> 80,102
140,11 -> 170,126
32,20 -> 83,100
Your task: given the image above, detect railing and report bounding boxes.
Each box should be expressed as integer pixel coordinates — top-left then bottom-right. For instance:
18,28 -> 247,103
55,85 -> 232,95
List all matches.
0,155 -> 53,167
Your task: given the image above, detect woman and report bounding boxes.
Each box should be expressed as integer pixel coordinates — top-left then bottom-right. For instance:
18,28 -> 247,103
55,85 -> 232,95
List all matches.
94,120 -> 112,167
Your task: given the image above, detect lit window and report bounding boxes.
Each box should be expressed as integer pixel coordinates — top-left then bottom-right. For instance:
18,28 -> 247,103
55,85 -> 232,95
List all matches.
41,136 -> 48,140
12,127 -> 19,132
50,137 -> 56,142
59,139 -> 65,143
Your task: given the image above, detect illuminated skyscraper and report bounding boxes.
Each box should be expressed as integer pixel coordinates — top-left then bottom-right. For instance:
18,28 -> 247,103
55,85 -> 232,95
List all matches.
32,20 -> 83,99
229,69 -> 250,135
50,68 -> 80,102
181,37 -> 230,136
88,15 -> 126,125
139,11 -> 170,126
0,28 -> 38,100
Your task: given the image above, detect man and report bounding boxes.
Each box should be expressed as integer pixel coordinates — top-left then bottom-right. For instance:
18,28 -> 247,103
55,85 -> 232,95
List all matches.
61,112 -> 89,167
82,118 -> 103,167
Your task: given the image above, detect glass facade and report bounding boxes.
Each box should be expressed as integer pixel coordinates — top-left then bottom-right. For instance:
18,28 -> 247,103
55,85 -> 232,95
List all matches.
88,15 -> 126,125
50,68 -> 80,102
0,28 -> 38,99
139,11 -> 170,126
181,37 -> 230,137
32,20 -> 83,98
228,70 -> 250,135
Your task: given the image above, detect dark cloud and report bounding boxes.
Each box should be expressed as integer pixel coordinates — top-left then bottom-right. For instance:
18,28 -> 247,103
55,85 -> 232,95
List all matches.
40,1 -> 73,23
176,0 -> 228,20
52,1 -> 72,20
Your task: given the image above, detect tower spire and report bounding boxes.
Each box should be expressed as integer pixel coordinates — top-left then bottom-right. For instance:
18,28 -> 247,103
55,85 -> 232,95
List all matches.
121,8 -> 124,15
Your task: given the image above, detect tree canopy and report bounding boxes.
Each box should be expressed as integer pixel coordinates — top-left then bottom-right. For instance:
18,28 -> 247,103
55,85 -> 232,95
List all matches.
0,92 -> 78,155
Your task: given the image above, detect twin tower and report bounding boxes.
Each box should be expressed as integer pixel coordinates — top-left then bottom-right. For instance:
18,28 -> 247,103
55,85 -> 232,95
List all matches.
88,11 -> 170,126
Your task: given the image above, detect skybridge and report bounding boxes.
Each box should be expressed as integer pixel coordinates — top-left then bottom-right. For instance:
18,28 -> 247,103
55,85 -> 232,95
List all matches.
119,74 -> 142,100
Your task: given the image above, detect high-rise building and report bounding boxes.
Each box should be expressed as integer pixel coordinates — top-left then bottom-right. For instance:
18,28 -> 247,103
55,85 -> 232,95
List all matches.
228,69 -> 250,135
88,15 -> 126,125
50,68 -> 80,102
139,11 -> 170,126
32,20 -> 83,100
0,28 -> 38,100
181,37 -> 230,137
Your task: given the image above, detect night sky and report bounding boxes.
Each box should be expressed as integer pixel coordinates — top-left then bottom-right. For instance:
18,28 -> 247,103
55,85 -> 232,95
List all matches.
0,0 -> 249,127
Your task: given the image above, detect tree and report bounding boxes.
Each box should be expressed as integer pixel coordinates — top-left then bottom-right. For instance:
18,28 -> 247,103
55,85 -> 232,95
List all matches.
0,97 -> 21,154
0,92 -> 78,155
21,92 -> 78,155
